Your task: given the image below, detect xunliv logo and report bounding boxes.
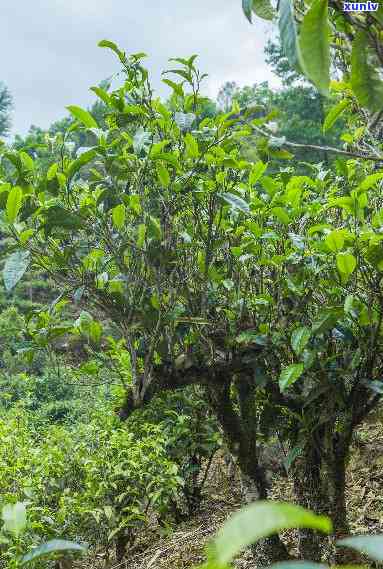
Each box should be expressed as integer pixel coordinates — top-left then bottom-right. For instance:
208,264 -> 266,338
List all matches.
343,1 -> 379,10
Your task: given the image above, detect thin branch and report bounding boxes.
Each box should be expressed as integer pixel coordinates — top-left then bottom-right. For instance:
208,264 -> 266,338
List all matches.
252,125 -> 383,162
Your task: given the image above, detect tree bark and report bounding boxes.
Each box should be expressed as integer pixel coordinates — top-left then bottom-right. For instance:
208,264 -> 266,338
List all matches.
292,440 -> 328,562
206,378 -> 290,564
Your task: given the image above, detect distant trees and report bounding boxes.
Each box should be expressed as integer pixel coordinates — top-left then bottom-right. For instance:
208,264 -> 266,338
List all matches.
0,83 -> 12,138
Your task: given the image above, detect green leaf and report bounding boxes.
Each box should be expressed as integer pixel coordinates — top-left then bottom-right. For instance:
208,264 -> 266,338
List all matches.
323,100 -> 348,132
252,0 -> 275,21
21,540 -> 87,565
325,230 -> 344,252
337,535 -> 383,562
212,501 -> 332,564
278,0 -> 301,69
272,207 -> 290,225
90,86 -> 112,107
137,224 -> 146,247
68,149 -> 96,179
112,204 -> 126,230
291,327 -> 311,356
299,0 -> 330,95
157,163 -> 170,188
184,133 -> 199,158
242,0 -> 253,21
220,193 -> 250,214
312,309 -> 341,334
336,252 -> 356,281
43,206 -> 83,236
162,79 -> 184,97
357,172 -> 383,192
279,363 -> 304,391
67,105 -> 98,129
249,161 -> 267,185
351,31 -> 383,113
98,39 -> 126,63
1,503 -> 27,537
6,186 -> 23,223
148,216 -> 162,241
3,251 -> 31,291
133,127 -> 151,155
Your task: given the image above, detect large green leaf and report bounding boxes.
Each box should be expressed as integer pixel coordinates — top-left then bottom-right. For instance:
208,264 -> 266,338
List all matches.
325,230 -> 344,252
212,501 -> 332,564
279,363 -> 304,391
67,149 -> 96,179
351,31 -> 383,113
21,540 -> 87,565
291,327 -> 311,355
336,252 -> 356,281
299,0 -> 330,95
220,192 -> 250,214
278,0 -> 301,69
67,105 -> 98,129
6,186 -> 23,223
337,535 -> 383,562
3,251 -> 31,292
1,502 -> 27,537
357,172 -> 383,192
112,204 -> 126,230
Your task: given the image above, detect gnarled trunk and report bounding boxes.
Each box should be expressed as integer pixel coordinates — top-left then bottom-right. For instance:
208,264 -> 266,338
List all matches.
207,378 -> 290,564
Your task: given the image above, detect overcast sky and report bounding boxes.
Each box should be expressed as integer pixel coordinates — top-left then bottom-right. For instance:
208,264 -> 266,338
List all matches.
1,1 -> 278,138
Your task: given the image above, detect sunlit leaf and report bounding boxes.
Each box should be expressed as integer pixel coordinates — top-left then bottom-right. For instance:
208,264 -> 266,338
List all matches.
21,540 -> 87,565
6,186 -> 23,223
67,105 -> 98,129
337,535 -> 383,562
1,503 -> 27,537
212,501 -> 332,564
279,363 -> 304,391
3,251 -> 31,292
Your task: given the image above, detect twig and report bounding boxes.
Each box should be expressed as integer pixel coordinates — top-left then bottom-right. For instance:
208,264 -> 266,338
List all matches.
252,125 -> 383,162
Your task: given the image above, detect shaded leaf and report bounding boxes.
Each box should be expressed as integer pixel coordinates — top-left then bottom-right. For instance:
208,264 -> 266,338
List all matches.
279,0 -> 301,69
299,0 -> 330,95
351,31 -> 383,112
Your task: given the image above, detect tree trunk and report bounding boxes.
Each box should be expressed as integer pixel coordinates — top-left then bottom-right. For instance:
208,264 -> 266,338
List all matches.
292,442 -> 328,562
206,379 -> 290,564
